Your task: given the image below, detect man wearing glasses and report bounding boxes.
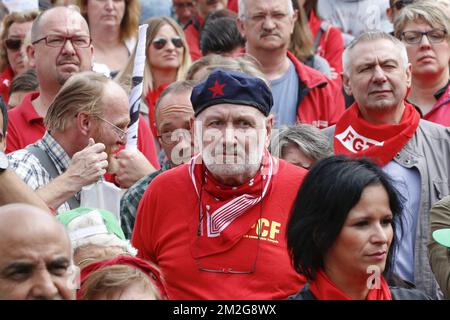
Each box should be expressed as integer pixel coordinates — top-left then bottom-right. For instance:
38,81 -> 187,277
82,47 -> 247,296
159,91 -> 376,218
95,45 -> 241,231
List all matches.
325,31 -> 450,299
132,69 -> 308,299
120,80 -> 195,239
8,71 -> 130,213
6,6 -> 93,154
237,0 -> 345,129
6,6 -> 160,188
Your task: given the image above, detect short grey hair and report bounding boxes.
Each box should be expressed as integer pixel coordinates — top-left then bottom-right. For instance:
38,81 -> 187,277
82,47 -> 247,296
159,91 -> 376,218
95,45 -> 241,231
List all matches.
270,124 -> 333,163
238,0 -> 294,20
342,31 -> 409,74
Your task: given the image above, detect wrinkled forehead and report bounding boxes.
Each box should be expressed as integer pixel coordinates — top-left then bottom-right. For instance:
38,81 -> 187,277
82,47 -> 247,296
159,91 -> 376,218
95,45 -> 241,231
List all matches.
245,0 -> 291,14
349,39 -> 403,68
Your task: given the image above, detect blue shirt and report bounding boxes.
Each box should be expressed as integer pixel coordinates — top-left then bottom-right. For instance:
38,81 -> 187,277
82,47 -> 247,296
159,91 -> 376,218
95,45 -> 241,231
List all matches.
383,160 -> 421,284
270,60 -> 299,128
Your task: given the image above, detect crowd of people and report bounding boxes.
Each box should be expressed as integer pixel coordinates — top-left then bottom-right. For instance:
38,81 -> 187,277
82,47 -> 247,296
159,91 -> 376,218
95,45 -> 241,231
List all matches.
0,0 -> 449,300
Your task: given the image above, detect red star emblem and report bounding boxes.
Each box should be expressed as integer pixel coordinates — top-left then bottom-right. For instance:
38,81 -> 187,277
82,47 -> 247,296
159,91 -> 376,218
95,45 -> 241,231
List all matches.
208,80 -> 225,98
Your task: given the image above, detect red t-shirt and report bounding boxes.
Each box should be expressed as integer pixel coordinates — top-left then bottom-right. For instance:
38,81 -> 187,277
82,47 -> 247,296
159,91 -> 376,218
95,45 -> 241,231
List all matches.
132,158 -> 307,299
6,92 -> 160,170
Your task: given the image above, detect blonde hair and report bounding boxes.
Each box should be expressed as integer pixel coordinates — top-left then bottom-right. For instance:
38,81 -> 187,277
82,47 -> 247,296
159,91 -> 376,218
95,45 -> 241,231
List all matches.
116,16 -> 191,97
44,71 -> 109,131
80,264 -> 161,300
76,0 -> 140,40
394,0 -> 450,39
186,54 -> 269,86
0,10 -> 39,71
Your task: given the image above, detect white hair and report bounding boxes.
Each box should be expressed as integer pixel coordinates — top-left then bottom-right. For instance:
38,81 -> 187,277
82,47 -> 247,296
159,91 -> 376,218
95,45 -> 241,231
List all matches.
342,31 -> 409,74
238,0 -> 294,19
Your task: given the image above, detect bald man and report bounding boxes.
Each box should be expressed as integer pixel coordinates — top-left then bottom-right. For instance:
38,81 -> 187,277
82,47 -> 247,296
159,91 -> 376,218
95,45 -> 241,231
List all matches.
0,204 -> 76,300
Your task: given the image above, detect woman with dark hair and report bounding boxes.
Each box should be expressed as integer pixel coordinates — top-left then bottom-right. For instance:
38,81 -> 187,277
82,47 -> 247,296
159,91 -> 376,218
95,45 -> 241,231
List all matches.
287,155 -> 430,300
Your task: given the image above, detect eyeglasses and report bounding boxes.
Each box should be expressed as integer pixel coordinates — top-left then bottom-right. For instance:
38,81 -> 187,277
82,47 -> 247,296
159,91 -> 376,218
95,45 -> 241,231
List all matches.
157,127 -> 191,145
401,29 -> 448,44
246,12 -> 290,24
95,115 -> 128,140
4,38 -> 22,50
152,37 -> 183,50
393,0 -> 413,11
195,179 -> 263,274
32,35 -> 92,48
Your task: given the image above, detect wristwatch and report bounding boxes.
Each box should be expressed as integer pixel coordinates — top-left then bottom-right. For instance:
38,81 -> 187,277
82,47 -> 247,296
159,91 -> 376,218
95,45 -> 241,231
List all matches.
0,151 -> 8,173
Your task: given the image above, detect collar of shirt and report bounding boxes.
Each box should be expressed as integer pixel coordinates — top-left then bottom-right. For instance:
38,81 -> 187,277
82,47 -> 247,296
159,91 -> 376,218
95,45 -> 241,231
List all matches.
36,131 -> 71,174
434,79 -> 450,100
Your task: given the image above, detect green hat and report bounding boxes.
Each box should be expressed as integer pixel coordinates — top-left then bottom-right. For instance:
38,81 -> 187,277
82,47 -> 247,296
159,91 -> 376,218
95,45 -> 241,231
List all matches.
56,207 -> 135,254
432,228 -> 450,248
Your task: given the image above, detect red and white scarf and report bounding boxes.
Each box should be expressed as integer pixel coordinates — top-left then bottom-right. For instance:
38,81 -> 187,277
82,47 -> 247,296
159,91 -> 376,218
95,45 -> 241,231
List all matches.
309,270 -> 392,300
334,102 -> 420,166
188,151 -> 273,258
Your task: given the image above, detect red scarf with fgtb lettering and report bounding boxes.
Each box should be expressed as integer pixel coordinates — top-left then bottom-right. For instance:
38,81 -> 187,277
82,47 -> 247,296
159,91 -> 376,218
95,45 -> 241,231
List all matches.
334,102 -> 420,166
309,270 -> 392,300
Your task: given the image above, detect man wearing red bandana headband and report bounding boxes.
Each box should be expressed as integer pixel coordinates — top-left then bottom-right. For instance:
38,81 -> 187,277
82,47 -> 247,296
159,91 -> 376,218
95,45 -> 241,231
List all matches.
325,31 -> 450,299
132,69 -> 307,299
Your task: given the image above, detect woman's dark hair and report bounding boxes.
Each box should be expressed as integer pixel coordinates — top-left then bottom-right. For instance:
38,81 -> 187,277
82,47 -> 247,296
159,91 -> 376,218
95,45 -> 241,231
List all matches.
287,155 -> 404,280
200,16 -> 245,56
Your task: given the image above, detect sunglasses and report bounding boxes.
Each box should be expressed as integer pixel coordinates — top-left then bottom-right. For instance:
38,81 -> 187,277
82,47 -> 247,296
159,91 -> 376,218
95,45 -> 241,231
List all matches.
4,38 -> 22,50
152,37 -> 183,50
393,0 -> 413,10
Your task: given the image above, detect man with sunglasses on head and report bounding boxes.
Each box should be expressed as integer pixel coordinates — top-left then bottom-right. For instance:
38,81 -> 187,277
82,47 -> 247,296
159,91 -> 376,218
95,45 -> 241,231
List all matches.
0,10 -> 39,104
8,71 -> 130,214
132,69 -> 308,299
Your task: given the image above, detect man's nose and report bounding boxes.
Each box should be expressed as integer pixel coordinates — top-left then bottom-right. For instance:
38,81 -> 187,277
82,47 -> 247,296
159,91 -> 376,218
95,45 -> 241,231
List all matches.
262,15 -> 277,30
29,270 -> 59,300
60,38 -> 76,55
372,65 -> 388,83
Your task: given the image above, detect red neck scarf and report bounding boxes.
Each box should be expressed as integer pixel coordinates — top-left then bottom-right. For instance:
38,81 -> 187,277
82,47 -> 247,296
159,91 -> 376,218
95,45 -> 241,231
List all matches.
334,102 -> 420,166
188,151 -> 274,258
309,270 -> 392,300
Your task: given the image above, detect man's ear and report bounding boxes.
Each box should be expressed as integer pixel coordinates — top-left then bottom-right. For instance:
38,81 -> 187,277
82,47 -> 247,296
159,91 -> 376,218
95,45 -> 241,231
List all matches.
77,112 -> 93,136
265,114 -> 274,149
26,44 -> 36,68
342,72 -> 353,97
237,16 -> 246,38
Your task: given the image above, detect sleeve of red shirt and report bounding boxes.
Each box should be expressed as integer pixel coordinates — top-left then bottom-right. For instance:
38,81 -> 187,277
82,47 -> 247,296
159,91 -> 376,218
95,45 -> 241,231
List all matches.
5,111 -> 21,154
320,26 -> 344,74
137,115 -> 160,170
